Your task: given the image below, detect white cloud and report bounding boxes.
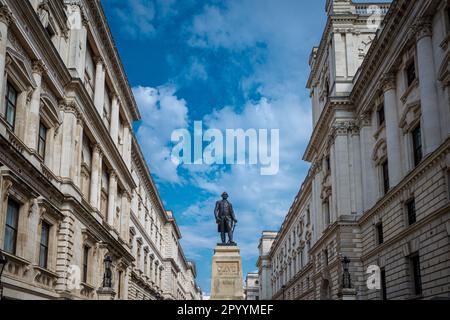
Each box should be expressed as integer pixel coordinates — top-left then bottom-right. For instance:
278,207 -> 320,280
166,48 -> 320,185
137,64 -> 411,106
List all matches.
133,85 -> 188,183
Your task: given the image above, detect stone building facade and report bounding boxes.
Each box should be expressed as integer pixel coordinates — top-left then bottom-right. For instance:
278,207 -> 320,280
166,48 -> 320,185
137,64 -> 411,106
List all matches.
0,0 -> 201,300
259,0 -> 450,300
244,272 -> 259,300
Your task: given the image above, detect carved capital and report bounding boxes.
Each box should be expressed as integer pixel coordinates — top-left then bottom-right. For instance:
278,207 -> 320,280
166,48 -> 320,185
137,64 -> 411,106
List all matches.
0,5 -> 13,26
94,56 -> 104,66
380,73 -> 396,92
32,59 -> 47,75
109,169 -> 117,180
413,16 -> 433,42
358,112 -> 372,127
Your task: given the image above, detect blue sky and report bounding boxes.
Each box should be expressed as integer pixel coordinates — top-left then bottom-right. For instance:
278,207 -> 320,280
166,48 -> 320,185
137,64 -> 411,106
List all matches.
101,0 -> 386,294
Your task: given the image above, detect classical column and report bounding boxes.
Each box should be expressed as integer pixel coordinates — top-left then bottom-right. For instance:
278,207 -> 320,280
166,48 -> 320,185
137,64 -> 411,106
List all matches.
93,57 -> 105,116
90,144 -> 102,210
26,60 -> 46,151
382,74 -> 402,186
333,123 -> 352,217
110,94 -> 120,145
359,113 -> 377,211
107,170 -> 117,227
0,5 -> 12,95
415,17 -> 441,155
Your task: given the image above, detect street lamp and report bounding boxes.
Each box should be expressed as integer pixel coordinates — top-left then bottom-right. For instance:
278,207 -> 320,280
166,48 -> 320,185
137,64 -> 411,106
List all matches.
0,249 -> 8,300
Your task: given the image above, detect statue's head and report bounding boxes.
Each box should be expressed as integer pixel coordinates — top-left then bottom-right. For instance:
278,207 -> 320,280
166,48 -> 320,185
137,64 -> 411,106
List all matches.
221,192 -> 228,200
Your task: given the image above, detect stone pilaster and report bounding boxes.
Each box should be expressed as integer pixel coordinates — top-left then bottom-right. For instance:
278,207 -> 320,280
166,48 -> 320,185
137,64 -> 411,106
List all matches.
0,5 -> 13,98
381,73 -> 402,187
89,144 -> 102,210
414,17 -> 441,155
120,191 -> 131,241
25,60 -> 46,151
66,2 -> 87,78
55,210 -> 75,294
93,57 -> 105,116
107,170 -> 117,227
60,101 -> 79,180
110,94 -> 120,145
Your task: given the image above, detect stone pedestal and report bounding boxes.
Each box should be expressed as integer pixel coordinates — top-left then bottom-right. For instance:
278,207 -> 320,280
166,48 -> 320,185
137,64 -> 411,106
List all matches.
97,287 -> 116,300
340,288 -> 357,300
210,245 -> 244,300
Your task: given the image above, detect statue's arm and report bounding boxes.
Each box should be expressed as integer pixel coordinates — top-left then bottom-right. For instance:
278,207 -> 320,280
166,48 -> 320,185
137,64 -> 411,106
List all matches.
230,204 -> 237,222
214,201 -> 219,221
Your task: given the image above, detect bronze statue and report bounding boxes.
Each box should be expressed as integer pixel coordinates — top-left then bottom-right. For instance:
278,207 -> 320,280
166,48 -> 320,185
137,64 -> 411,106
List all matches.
214,192 -> 238,245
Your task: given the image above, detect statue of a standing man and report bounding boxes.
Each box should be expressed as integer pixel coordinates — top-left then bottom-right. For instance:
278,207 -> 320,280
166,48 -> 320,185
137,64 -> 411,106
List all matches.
214,192 -> 238,245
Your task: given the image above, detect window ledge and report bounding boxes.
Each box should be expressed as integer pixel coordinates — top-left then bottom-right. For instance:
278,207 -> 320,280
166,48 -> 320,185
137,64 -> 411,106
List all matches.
373,123 -> 385,141
401,79 -> 419,104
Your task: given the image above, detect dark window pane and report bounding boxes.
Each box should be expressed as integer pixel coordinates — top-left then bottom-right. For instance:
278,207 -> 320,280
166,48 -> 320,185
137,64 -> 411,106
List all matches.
38,122 -> 47,158
377,223 -> 384,245
378,104 -> 385,126
411,254 -> 422,295
382,160 -> 390,194
4,199 -> 20,254
406,61 -> 416,87
39,222 -> 50,268
380,268 -> 387,300
407,199 -> 417,225
83,246 -> 89,283
412,126 -> 422,167
5,83 -> 17,128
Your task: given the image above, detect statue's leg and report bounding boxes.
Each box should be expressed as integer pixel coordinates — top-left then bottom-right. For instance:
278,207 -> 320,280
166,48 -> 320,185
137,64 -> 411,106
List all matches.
221,231 -> 226,243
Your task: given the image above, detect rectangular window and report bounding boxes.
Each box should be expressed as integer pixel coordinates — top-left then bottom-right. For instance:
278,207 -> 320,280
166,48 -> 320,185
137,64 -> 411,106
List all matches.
38,122 -> 47,159
380,268 -> 387,300
39,222 -> 50,268
406,198 -> 417,226
382,160 -> 390,194
325,156 -> 331,173
412,125 -> 423,167
118,270 -> 123,299
378,104 -> 385,127
82,246 -> 89,283
324,200 -> 330,226
5,82 -> 17,128
376,222 -> 384,245
410,254 -> 422,296
406,60 -> 416,87
324,249 -> 329,266
4,199 -> 20,254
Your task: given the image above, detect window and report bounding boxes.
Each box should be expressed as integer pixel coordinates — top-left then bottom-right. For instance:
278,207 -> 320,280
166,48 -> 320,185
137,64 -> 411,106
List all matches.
324,199 -> 330,227
4,82 -> 17,128
412,125 -> 422,167
4,199 -> 20,254
39,221 -> 50,268
406,60 -> 416,87
324,249 -> 329,266
406,198 -> 417,226
38,122 -> 47,159
325,156 -> 331,173
380,268 -> 387,300
382,160 -> 390,194
118,270 -> 123,299
82,246 -> 89,283
410,253 -> 422,296
376,222 -> 384,245
377,104 -> 385,127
